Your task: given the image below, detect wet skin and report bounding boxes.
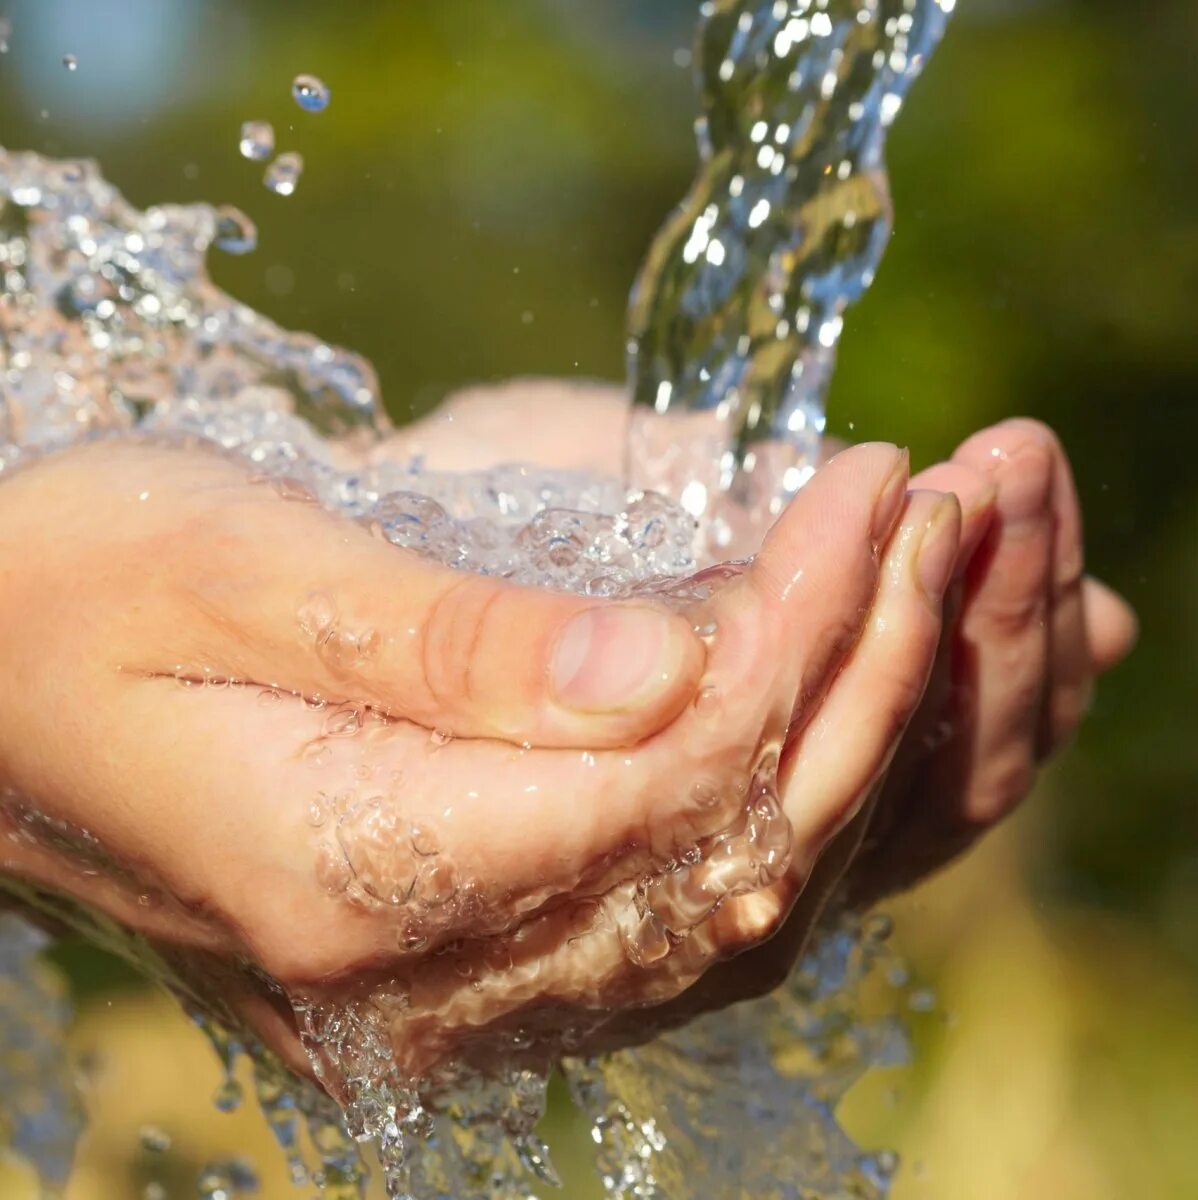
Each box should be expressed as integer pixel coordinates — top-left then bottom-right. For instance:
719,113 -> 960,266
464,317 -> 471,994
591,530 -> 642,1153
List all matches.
0,384 -> 1136,1087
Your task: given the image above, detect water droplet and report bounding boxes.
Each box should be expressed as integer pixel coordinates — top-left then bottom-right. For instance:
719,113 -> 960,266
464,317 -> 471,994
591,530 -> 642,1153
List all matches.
0,19 -> 10,54
306,796 -> 327,827
212,1077 -> 243,1113
214,205 -> 257,256
238,119 -> 275,162
908,987 -> 937,1013
197,1158 -> 259,1200
694,685 -> 721,714
398,926 -> 428,953
139,1125 -> 172,1153
62,54 -> 77,71
315,844 -> 351,894
143,1185 -> 167,1200
429,728 -> 453,748
419,859 -> 457,906
297,592 -> 336,639
863,913 -> 893,942
257,688 -> 283,707
409,824 -> 440,857
264,152 -> 304,197
323,704 -> 363,738
301,742 -> 332,768
292,73 -> 330,113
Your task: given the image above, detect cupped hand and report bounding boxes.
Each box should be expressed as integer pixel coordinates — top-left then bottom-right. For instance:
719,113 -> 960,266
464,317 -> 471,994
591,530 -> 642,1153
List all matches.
0,428 -> 955,1091
389,381 -> 1137,913
0,435 -> 700,1062
842,417 -> 1138,905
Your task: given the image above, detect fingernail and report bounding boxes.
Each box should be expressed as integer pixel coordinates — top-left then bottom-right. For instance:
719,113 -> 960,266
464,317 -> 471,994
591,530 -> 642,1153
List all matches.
916,495 -> 962,602
994,442 -> 1053,524
551,605 -> 691,713
871,448 -> 910,544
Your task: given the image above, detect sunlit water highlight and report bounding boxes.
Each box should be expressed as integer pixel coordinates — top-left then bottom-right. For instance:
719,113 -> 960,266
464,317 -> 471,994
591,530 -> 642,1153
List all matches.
0,1 -> 954,1196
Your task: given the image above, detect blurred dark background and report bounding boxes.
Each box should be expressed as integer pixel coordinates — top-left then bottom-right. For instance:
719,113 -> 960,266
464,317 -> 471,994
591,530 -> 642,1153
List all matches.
1,1 -> 1195,1196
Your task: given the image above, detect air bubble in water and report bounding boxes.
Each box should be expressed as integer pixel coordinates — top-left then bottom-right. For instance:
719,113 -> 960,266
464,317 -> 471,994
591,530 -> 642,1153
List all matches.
263,152 -> 303,197
238,119 -> 274,161
292,73 -> 330,113
214,205 -> 257,255
62,53 -> 77,71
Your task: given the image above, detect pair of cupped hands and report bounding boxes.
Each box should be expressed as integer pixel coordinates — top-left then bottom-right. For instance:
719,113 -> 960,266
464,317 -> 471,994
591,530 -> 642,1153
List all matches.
0,380 -> 1135,1086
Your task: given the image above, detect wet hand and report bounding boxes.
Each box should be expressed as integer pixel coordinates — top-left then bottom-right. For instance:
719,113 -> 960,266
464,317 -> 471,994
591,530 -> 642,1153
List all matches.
0,435 -> 952,1089
399,384 -> 1137,905
842,418 -> 1138,906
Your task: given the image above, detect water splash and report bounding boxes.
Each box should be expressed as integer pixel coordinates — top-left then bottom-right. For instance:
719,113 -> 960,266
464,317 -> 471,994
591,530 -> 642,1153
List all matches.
0,145 -> 917,1195
628,0 -> 953,554
0,2 -> 957,1195
0,148 -> 381,443
567,916 -> 909,1199
0,917 -> 84,1196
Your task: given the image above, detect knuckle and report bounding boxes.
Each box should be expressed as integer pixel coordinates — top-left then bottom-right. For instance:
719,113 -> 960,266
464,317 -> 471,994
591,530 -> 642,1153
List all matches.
417,575 -> 503,713
968,750 -> 1036,825
970,588 -> 1048,641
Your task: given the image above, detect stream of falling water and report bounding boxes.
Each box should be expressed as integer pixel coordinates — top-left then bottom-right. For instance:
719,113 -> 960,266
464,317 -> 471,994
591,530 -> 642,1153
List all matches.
0,2 -> 954,1197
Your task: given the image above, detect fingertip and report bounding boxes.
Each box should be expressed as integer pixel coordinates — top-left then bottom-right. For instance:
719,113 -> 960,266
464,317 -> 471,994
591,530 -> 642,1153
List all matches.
901,489 -> 962,605
909,461 -> 996,567
548,602 -> 706,742
757,441 -> 908,591
1084,577 -> 1139,671
955,427 -> 1054,526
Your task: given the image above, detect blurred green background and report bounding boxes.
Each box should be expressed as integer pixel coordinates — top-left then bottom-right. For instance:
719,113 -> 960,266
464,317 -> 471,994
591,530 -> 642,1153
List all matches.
1,0 -> 1196,1196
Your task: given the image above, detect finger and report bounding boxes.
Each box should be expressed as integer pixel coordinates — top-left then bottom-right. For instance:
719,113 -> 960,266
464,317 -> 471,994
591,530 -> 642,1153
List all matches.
947,421 -> 1056,824
989,420 -> 1091,755
908,461 -> 997,569
1084,576 -> 1138,671
749,442 -> 910,727
692,490 -> 959,960
892,461 -> 996,763
155,464 -> 706,750
781,491 -> 959,861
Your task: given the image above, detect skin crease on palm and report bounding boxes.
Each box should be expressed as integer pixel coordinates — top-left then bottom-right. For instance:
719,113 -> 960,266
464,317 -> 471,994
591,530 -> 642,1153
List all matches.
0,379 -> 1137,1091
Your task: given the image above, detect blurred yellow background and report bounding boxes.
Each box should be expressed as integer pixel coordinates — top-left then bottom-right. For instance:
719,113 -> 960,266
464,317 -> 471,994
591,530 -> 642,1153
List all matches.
0,0 -> 1195,1195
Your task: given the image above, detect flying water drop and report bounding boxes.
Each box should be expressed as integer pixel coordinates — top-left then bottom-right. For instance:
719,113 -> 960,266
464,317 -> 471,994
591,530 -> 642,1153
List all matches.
238,120 -> 274,162
213,205 -> 257,255
138,1125 -> 172,1154
62,54 -> 77,71
263,152 -> 303,197
291,73 -> 330,113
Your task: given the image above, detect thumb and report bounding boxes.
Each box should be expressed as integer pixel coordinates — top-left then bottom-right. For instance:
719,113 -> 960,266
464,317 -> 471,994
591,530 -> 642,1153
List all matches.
176,490 -> 707,749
